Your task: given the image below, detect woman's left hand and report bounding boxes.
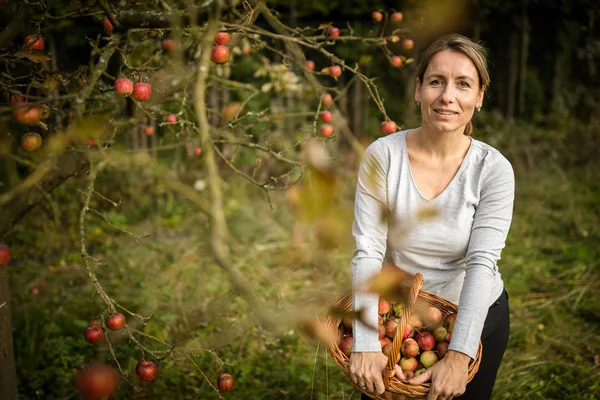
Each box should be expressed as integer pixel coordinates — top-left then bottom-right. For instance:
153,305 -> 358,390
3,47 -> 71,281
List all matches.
408,350 -> 470,400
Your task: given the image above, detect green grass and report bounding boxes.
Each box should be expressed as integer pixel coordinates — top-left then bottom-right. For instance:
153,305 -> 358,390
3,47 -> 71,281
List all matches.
7,149 -> 600,399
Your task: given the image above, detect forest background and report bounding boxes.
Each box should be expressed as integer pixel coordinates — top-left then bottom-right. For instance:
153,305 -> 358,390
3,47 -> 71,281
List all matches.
0,0 -> 599,399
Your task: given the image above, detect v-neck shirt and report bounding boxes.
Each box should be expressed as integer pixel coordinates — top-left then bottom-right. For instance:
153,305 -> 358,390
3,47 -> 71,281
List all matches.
351,130 -> 515,359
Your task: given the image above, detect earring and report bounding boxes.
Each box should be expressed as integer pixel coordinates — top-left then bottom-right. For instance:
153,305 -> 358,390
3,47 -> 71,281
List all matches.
477,107 -> 481,112
416,102 -> 420,107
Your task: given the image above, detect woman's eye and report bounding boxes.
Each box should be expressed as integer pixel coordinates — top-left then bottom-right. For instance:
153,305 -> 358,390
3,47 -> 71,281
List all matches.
458,81 -> 470,88
430,79 -> 441,85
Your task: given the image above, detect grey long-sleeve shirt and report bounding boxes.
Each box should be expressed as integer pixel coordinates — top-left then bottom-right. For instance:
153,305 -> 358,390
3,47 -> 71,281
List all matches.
351,130 -> 515,359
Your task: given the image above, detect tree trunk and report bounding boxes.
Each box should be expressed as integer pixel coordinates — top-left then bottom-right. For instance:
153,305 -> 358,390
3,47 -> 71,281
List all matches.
518,0 -> 529,118
506,30 -> 519,120
0,267 -> 19,400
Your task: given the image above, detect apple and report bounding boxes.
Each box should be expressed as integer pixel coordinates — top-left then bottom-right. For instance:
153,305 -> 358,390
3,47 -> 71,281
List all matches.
194,147 -> 202,156
166,114 -> 177,123
9,92 -> 24,104
423,306 -> 443,330
103,16 -> 113,36
380,120 -> 397,135
408,314 -> 422,328
390,12 -> 403,23
436,341 -> 449,359
211,45 -> 230,64
75,363 -> 119,399
21,132 -> 43,151
24,35 -> 45,50
214,32 -> 231,46
132,82 -> 152,101
329,65 -> 342,78
401,338 -> 419,358
105,313 -> 126,330
319,111 -> 332,122
135,360 -> 158,382
12,104 -> 41,125
144,126 -> 154,136
1,243 -> 13,266
420,350 -> 439,368
221,102 -> 242,122
372,11 -> 383,23
399,357 -> 418,373
378,324 -> 386,339
385,318 -> 399,339
31,288 -> 39,296
382,342 -> 393,357
162,39 -> 175,51
415,331 -> 435,351
84,326 -> 105,344
321,93 -> 333,107
402,39 -> 414,50
402,323 -> 413,340
433,326 -> 448,342
391,56 -> 403,67
339,336 -> 353,357
242,44 -> 252,55
444,313 -> 457,333
305,60 -> 315,71
378,298 -> 392,314
217,373 -> 234,392
379,336 -> 391,348
327,26 -> 340,38
114,78 -> 134,97
320,124 -> 334,137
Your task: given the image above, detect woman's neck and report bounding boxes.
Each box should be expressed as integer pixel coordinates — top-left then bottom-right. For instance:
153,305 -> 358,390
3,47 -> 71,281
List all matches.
408,127 -> 471,161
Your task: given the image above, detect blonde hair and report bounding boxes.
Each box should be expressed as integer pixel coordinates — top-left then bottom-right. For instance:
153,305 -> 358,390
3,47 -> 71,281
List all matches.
415,34 -> 490,136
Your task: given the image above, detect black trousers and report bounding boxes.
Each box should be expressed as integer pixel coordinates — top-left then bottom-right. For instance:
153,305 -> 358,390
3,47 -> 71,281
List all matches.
361,289 -> 510,400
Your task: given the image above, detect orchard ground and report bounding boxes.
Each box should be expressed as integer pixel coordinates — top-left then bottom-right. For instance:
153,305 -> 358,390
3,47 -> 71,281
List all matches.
7,119 -> 600,399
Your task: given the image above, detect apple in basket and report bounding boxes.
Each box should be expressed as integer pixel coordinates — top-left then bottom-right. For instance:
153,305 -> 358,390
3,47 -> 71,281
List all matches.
420,350 -> 439,368
401,338 -> 419,358
339,336 -> 353,357
423,306 -> 443,330
399,357 -> 419,373
415,331 -> 436,351
444,313 -> 457,333
436,341 -> 449,359
385,318 -> 400,339
378,324 -> 386,339
378,298 -> 392,314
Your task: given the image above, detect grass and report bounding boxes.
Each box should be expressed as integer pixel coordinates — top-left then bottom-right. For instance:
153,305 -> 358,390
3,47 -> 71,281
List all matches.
7,142 -> 600,399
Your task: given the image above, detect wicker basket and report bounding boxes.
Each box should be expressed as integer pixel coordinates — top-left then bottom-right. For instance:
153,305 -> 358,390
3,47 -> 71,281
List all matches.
327,273 -> 482,400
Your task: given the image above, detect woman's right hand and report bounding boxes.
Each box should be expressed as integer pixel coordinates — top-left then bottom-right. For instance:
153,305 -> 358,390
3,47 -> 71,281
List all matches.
349,352 -> 406,395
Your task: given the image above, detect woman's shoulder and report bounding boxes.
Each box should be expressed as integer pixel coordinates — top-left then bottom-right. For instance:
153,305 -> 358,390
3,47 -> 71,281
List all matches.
365,129 -> 408,154
469,137 -> 513,169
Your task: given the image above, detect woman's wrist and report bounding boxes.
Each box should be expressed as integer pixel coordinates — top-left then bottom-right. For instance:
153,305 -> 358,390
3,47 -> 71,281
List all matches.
445,350 -> 471,365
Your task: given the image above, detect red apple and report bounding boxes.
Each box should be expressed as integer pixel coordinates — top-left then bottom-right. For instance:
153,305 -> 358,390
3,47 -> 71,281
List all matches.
242,44 -> 252,55
320,124 -> 334,137
135,360 -> 158,382
415,331 -> 436,351
21,132 -> 42,151
305,60 -> 315,71
378,324 -> 386,339
319,111 -> 332,122
105,313 -> 126,330
194,147 -> 202,156
401,337 -> 419,358
447,332 -> 452,342
402,39 -> 414,50
321,93 -> 333,107
378,298 -> 392,314
217,373 -> 234,392
75,363 -> 119,399
327,26 -> 340,38
339,336 -> 353,357
379,336 -> 391,348
12,104 -> 41,125
391,56 -> 403,67
402,323 -> 413,340
144,126 -> 154,136
9,92 -> 24,104
114,78 -> 134,97
132,82 -> 152,101
329,65 -> 342,78
31,288 -> 39,296
84,326 -> 105,344
420,350 -> 439,368
377,315 -> 384,325
102,16 -> 113,36
423,306 -> 443,330
211,45 -> 230,64
390,12 -> 403,23
385,318 -> 399,339
214,32 -> 231,46
24,35 -> 45,50
372,11 -> 383,23
380,121 -> 397,135
162,39 -> 175,51
436,341 -> 449,359
444,313 -> 457,333
166,114 -> 177,123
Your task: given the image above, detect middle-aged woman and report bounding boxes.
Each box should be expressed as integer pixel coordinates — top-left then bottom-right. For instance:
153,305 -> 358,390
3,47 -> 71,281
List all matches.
348,34 -> 515,400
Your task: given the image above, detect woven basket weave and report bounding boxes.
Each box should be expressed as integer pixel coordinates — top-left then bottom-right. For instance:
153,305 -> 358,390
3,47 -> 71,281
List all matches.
327,273 -> 482,400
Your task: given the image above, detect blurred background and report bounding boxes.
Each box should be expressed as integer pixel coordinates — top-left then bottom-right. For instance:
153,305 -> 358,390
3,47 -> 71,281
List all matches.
0,0 -> 598,399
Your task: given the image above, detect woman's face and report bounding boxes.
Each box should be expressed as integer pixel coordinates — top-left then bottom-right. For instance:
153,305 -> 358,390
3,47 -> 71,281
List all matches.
415,50 -> 484,135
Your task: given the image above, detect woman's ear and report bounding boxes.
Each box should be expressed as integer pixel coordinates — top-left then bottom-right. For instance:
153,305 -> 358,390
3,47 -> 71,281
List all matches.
476,85 -> 486,109
415,77 -> 422,104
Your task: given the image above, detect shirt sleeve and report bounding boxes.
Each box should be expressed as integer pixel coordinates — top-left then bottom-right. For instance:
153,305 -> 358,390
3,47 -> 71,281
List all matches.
448,154 -> 515,359
351,140 -> 389,352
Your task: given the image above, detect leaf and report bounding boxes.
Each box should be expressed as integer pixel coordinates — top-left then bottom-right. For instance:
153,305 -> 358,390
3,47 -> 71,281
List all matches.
15,49 -> 53,63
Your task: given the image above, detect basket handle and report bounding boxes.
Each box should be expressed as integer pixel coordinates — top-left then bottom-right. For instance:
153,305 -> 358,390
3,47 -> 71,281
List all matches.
383,273 -> 422,389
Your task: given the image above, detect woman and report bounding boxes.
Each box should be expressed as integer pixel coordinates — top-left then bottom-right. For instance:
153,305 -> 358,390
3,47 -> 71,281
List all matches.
349,33 -> 514,400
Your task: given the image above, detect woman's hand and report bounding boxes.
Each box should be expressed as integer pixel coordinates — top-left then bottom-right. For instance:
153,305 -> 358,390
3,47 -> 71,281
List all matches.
408,350 -> 470,400
349,352 -> 405,395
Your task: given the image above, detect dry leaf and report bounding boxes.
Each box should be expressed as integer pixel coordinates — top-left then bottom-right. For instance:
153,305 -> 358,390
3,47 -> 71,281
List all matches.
15,50 -> 53,63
